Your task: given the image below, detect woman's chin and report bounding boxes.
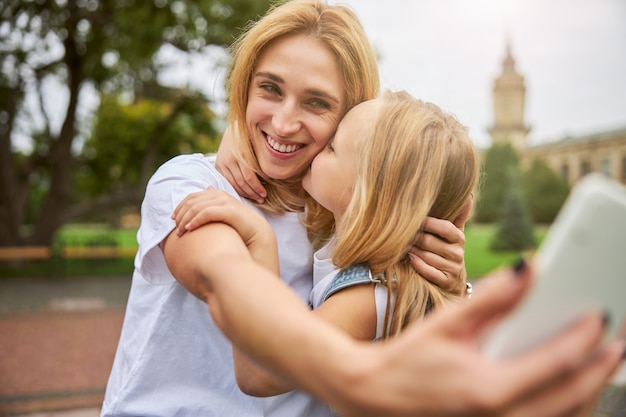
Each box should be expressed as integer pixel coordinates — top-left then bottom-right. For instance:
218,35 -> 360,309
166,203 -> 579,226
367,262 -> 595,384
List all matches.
260,163 -> 306,182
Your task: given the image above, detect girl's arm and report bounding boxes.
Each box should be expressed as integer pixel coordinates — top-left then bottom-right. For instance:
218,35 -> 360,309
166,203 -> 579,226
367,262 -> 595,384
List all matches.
215,124 -> 267,204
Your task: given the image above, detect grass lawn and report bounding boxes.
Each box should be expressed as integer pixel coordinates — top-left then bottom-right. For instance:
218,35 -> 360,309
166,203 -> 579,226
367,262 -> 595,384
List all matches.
465,223 -> 548,280
2,223 -> 549,279
55,224 -> 138,248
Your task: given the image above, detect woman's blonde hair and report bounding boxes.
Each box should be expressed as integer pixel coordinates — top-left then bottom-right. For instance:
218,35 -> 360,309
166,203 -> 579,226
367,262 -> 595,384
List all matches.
318,90 -> 479,337
226,0 -> 379,214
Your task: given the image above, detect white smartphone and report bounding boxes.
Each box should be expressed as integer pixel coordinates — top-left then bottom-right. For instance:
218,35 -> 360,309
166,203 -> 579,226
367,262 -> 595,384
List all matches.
483,173 -> 626,383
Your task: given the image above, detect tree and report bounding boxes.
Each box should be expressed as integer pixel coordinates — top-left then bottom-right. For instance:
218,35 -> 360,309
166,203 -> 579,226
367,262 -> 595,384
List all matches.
522,158 -> 570,224
490,169 -> 536,252
0,0 -> 271,246
474,143 -> 520,223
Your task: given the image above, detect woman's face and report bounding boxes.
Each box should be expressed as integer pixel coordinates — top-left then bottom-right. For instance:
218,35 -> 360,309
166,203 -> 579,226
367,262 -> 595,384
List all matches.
246,34 -> 346,180
303,100 -> 377,220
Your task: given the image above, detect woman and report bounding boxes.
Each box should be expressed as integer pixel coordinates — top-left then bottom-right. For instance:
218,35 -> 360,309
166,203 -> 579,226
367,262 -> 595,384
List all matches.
102,1 -> 623,416
102,2 -> 465,416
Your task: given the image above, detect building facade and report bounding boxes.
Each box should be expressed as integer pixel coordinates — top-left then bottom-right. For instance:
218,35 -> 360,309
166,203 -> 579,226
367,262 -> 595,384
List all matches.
489,44 -> 626,186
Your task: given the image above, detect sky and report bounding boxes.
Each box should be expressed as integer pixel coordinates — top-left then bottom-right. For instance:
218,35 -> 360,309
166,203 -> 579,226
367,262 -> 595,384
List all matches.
160,0 -> 626,149
30,0 -> 626,152
336,0 -> 626,148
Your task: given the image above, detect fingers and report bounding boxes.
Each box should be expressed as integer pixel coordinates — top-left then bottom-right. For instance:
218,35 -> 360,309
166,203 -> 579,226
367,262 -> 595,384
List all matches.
453,196 -> 473,231
172,188 -> 226,236
215,125 -> 267,203
502,328 -> 625,417
411,218 -> 466,293
408,252 -> 463,293
501,310 -> 607,389
223,164 -> 267,204
421,216 -> 466,245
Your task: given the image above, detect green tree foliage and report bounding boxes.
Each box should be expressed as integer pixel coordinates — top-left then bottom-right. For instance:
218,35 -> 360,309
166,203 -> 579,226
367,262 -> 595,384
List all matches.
522,159 -> 570,224
475,143 -> 520,223
0,0 -> 271,246
76,90 -> 220,201
491,169 -> 536,252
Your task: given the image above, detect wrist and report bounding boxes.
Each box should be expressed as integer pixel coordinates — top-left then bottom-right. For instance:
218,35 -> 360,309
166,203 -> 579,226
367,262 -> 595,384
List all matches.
317,342 -> 383,416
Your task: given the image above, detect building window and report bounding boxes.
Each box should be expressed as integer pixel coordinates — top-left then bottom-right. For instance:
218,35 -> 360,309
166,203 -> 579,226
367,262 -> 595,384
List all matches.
561,164 -> 569,183
600,158 -> 611,177
580,160 -> 591,177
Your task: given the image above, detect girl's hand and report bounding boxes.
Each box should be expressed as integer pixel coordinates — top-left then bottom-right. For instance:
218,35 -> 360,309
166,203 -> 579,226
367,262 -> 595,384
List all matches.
409,197 -> 473,296
215,124 -> 267,204
172,188 -> 277,267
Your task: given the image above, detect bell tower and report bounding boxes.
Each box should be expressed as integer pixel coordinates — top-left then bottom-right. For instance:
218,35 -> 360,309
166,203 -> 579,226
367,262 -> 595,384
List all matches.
488,42 -> 530,151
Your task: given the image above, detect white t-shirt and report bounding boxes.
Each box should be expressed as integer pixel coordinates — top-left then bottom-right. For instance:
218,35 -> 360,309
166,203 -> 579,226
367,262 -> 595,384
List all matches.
101,154 -> 313,417
310,243 -> 391,339
262,244 -> 392,417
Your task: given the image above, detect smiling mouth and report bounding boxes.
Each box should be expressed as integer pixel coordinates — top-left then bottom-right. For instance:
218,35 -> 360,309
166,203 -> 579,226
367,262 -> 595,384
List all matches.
266,135 -> 303,154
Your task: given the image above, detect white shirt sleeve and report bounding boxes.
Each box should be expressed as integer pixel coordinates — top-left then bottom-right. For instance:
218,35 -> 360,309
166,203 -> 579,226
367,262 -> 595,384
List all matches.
134,153 -> 236,284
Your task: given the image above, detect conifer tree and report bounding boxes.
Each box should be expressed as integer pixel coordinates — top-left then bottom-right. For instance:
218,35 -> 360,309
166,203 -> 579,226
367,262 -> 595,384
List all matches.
491,168 -> 536,251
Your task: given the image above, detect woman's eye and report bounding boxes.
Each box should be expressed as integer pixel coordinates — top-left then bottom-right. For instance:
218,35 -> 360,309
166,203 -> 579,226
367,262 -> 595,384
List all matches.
309,99 -> 331,110
260,83 -> 280,95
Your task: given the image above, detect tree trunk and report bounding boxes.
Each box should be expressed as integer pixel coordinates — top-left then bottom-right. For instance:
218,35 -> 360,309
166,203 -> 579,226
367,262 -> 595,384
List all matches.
0,86 -> 23,246
29,37 -> 83,246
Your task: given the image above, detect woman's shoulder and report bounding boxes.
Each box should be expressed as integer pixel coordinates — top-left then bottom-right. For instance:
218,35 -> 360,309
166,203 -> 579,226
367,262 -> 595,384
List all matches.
150,153 -> 235,190
155,153 -> 216,176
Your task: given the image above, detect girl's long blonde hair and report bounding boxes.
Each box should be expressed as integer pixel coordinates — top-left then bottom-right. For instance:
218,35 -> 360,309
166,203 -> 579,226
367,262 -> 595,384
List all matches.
310,90 -> 480,337
226,0 -> 379,214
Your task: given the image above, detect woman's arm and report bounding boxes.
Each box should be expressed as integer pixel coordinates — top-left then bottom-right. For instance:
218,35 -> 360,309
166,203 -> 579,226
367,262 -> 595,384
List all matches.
162,230 -> 625,417
172,187 -> 277,270
173,188 -> 382,395
409,196 -> 473,295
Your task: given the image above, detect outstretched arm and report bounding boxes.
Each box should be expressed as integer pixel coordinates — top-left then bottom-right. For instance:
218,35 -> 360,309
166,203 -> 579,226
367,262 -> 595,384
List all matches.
162,220 -> 624,417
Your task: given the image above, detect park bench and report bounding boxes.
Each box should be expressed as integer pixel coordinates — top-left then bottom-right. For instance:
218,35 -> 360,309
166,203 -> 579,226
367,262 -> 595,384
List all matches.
0,246 -> 137,261
0,246 -> 52,262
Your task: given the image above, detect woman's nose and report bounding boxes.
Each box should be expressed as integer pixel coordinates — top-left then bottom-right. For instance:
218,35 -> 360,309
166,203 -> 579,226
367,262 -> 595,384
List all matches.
273,101 -> 301,136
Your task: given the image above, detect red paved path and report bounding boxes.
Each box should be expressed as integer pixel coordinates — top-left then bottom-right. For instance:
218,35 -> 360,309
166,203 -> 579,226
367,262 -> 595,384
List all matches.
0,309 -> 124,416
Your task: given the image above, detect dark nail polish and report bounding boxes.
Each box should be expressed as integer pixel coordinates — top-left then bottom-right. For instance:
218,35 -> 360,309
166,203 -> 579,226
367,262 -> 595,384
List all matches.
602,311 -> 611,328
512,258 -> 526,275
622,346 -> 626,360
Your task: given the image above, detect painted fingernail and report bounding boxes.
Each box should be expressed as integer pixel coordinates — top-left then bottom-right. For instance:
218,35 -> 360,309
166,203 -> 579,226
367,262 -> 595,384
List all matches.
602,311 -> 611,328
512,257 -> 526,275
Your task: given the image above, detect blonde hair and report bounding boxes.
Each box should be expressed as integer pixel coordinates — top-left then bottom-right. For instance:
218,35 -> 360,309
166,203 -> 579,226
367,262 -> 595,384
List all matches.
226,0 -> 379,214
313,90 -> 480,337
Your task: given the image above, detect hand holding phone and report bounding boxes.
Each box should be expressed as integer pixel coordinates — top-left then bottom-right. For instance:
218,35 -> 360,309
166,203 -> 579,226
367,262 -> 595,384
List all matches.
483,174 -> 626,383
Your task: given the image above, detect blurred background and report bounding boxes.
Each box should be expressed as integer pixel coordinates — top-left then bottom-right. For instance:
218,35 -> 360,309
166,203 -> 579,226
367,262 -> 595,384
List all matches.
1,0 -> 624,415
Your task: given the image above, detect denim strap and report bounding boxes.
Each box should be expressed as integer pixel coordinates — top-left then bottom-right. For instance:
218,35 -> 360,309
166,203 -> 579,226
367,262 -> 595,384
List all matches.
323,263 -> 373,302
